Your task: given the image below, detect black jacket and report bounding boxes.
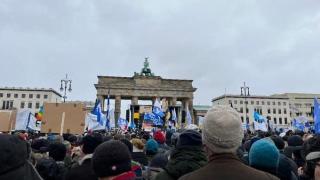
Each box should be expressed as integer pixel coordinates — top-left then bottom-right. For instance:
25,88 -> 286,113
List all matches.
132,152 -> 148,166
65,155 -> 97,180
36,158 -> 67,180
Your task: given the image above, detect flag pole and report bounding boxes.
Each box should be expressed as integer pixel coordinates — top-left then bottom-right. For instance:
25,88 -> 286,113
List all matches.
60,112 -> 65,136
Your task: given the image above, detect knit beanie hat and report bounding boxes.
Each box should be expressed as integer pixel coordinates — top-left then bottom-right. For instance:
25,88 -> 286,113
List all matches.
80,134 -> 103,154
177,129 -> 202,148
202,105 -> 243,153
0,134 -> 29,175
92,140 -> 132,178
249,139 -> 280,169
146,139 -> 159,155
153,130 -> 166,144
288,135 -> 303,147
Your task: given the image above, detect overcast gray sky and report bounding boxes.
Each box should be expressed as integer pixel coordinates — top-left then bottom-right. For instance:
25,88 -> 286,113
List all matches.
1,0 -> 320,106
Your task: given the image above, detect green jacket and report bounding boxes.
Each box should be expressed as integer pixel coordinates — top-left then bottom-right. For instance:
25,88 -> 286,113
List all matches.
155,146 -> 207,180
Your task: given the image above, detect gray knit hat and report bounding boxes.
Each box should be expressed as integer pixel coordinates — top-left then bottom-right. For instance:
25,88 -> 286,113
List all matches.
203,105 -> 243,153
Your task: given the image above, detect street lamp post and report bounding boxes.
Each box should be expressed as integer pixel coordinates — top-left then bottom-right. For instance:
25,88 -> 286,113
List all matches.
241,82 -> 250,130
60,74 -> 72,103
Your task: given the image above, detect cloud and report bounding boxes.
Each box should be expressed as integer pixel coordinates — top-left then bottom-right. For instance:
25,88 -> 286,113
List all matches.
0,0 -> 320,106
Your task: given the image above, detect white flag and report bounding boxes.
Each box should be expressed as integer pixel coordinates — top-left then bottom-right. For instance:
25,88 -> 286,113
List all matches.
85,113 -> 105,131
15,109 -> 31,130
109,109 -> 115,128
27,114 -> 41,131
254,121 -> 268,132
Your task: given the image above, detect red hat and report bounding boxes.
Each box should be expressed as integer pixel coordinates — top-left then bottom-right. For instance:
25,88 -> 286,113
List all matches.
153,131 -> 165,144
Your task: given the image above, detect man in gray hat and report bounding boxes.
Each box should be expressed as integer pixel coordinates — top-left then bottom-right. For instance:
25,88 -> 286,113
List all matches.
179,105 -> 279,180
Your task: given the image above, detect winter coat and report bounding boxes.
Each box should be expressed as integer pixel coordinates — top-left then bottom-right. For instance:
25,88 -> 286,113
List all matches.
179,153 -> 280,180
132,152 -> 148,166
277,153 -> 298,180
155,146 -> 207,180
36,158 -> 67,180
65,154 -> 97,180
0,160 -> 43,180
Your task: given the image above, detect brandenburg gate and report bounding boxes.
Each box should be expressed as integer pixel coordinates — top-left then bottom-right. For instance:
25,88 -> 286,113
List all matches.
95,59 -> 197,125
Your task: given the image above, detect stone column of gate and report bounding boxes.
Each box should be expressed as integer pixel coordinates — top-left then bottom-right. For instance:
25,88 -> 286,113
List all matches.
182,99 -> 188,127
115,95 -> 121,126
172,97 -> 177,106
97,95 -> 105,110
188,98 -> 195,124
131,96 -> 138,106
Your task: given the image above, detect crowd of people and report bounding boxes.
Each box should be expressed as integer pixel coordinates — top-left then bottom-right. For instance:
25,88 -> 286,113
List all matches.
1,105 -> 320,180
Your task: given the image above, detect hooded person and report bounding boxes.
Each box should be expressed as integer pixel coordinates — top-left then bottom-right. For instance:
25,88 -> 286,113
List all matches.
179,105 -> 279,180
144,153 -> 169,180
249,139 -> 280,177
65,134 -> 103,180
92,140 -> 136,180
0,134 -> 42,180
145,139 -> 159,161
284,135 -> 305,167
155,129 -> 207,180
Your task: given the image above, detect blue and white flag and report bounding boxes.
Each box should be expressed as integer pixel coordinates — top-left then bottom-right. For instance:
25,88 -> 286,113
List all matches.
85,113 -> 105,131
105,93 -> 110,130
153,99 -> 165,118
144,112 -> 163,126
118,118 -> 128,130
92,100 -> 104,126
15,109 -> 31,130
172,108 -> 177,122
128,109 -> 136,129
186,106 -> 192,125
293,116 -> 309,131
109,109 -> 115,128
314,97 -> 320,134
253,111 -> 268,132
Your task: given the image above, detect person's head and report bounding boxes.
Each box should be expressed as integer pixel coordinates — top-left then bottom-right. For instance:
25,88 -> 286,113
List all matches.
270,135 -> 285,151
145,139 -> 158,155
92,140 -> 132,179
303,135 -> 320,178
176,129 -> 202,149
153,130 -> 165,145
31,138 -> 50,153
202,105 -> 243,154
80,134 -> 103,155
131,138 -> 144,152
48,142 -> 67,161
120,138 -> 133,153
305,151 -> 320,179
249,139 -> 280,171
0,134 -> 29,175
165,130 -> 174,146
149,153 -> 169,168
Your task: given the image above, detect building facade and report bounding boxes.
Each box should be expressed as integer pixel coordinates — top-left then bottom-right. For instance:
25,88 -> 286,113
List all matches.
0,87 -> 62,113
212,95 -> 291,129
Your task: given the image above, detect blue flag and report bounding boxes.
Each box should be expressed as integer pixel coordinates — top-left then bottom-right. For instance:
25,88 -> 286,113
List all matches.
117,118 -> 128,130
105,92 -> 110,130
153,99 -> 165,118
314,97 -> 320,134
144,112 -> 163,126
171,108 -> 177,122
254,111 -> 266,123
92,100 -> 104,126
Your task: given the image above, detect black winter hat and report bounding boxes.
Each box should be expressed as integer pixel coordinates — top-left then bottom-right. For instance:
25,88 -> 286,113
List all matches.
48,142 -> 67,161
288,135 -> 303,147
81,134 -> 103,154
92,140 -> 132,178
31,138 -> 50,153
0,134 -> 29,175
176,129 -> 202,148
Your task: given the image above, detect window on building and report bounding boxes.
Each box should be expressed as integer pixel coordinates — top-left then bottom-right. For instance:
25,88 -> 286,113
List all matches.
234,100 -> 237,104
6,101 -> 9,109
0,93 -> 2,97
274,118 -> 277,124
7,93 -> 11,98
29,94 -> 33,98
44,94 -> 48,99
305,103 -> 312,108
283,102 -> 287,106
284,118 -> 288,124
20,102 -> 25,108
2,101 -> 5,109
245,101 -> 248,105
241,116 -> 244,123
9,101 -> 13,109
262,101 -> 265,105
14,94 -> 18,98
279,118 -> 283,124
272,102 -> 275,105
2,100 -> 13,109
251,101 -> 254,105
246,108 -> 249,113
22,94 -> 26,98
240,107 -> 243,113
268,109 -> 271,114
36,94 -> 40,99
295,103 -> 302,108
278,109 -> 281,114
273,109 -> 276,114
28,102 -> 32,108
267,116 -> 271,121
278,102 -> 281,106
284,109 -> 287,114
267,101 -> 270,105
256,101 -> 259,105
229,100 -> 232,104
35,102 -> 40,109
